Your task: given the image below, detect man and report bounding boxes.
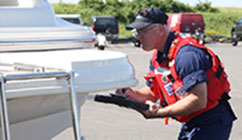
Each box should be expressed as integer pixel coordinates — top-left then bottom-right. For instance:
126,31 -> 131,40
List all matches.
116,8 -> 236,140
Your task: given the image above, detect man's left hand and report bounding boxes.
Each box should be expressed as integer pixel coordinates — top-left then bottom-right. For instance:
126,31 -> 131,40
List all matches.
138,100 -> 161,119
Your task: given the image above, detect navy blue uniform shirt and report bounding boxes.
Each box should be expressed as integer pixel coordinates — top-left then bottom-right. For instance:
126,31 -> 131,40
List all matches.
147,32 -> 211,90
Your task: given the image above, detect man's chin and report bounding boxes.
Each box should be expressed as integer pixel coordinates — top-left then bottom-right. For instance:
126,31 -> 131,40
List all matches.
142,45 -> 153,51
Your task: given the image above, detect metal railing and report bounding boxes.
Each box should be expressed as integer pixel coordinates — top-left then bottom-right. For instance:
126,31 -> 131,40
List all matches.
0,71 -> 83,140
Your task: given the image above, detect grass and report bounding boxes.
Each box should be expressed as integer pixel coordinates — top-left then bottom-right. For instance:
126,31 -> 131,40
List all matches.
202,7 -> 242,37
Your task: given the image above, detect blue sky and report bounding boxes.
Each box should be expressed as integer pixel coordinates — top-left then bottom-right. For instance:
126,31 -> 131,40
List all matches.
49,0 -> 242,7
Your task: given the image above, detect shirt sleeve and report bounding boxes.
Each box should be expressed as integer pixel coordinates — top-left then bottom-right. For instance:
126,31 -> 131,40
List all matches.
175,45 -> 212,91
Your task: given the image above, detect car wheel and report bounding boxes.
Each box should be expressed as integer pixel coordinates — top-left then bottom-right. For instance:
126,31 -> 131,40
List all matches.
199,39 -> 205,45
231,31 -> 238,46
232,40 -> 238,46
134,40 -> 141,47
97,46 -> 105,50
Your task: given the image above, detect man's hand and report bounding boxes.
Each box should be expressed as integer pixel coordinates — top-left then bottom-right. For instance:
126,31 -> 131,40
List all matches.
138,82 -> 208,119
115,88 -> 133,99
116,86 -> 157,103
138,100 -> 161,119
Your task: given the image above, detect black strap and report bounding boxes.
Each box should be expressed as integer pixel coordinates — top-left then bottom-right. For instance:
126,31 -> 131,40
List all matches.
215,64 -> 223,79
215,55 -> 223,79
167,74 -> 175,83
166,74 -> 178,101
219,93 -> 236,118
220,92 -> 231,100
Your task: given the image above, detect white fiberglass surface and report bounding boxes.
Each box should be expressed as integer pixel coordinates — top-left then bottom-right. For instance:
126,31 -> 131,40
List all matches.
1,49 -> 137,97
0,49 -> 127,70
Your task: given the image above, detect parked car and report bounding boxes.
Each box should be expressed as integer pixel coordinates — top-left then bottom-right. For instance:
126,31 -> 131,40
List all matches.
168,13 -> 206,44
56,14 -> 83,25
231,17 -> 242,46
91,16 -> 119,43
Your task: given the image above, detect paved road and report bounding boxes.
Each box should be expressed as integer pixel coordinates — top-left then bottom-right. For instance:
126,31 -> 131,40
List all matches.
56,42 -> 242,140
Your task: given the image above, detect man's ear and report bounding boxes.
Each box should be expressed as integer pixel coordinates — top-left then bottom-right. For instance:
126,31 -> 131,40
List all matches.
158,25 -> 164,34
158,24 -> 162,30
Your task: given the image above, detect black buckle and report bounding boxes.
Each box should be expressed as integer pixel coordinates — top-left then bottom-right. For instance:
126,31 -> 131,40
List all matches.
167,74 -> 175,83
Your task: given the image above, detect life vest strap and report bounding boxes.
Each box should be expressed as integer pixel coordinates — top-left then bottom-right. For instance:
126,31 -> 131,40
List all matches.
219,92 -> 236,118
214,55 -> 223,79
215,64 -> 223,79
167,74 -> 175,83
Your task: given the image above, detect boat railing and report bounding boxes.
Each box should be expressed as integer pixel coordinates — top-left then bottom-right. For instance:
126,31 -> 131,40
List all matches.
0,71 -> 84,140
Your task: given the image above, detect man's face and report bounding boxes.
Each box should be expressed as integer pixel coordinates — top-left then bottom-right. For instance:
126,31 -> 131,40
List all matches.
135,24 -> 168,52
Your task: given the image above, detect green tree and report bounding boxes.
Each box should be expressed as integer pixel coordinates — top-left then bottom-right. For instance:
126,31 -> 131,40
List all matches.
194,1 -> 219,13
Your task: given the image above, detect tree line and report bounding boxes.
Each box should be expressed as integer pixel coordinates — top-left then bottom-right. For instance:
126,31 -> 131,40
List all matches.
52,0 -> 219,26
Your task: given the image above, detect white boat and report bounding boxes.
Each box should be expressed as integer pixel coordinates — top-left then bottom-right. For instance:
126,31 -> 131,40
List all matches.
0,0 -> 137,140
0,0 -> 96,52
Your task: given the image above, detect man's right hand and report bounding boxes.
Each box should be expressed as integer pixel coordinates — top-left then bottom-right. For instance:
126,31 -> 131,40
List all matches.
115,88 -> 134,99
116,86 -> 157,103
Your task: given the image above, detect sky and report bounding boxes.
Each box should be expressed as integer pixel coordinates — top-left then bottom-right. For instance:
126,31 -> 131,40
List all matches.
48,0 -> 242,8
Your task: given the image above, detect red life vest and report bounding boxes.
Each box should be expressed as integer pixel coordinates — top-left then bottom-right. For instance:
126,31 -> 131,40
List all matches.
145,35 -> 230,122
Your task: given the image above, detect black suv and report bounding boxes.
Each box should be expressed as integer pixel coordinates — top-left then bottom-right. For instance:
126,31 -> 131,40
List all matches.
231,18 -> 242,46
91,16 -> 119,42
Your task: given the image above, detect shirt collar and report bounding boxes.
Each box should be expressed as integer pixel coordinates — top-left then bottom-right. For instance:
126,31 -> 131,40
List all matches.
156,32 -> 174,63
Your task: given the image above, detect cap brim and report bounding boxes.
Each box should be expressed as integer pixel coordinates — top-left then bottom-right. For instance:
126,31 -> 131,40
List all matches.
126,20 -> 152,30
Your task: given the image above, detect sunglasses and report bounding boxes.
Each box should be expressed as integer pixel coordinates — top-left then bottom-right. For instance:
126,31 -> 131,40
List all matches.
132,25 -> 158,38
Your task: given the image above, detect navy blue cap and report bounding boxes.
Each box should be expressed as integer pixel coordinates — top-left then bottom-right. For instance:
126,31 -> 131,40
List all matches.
126,8 -> 168,30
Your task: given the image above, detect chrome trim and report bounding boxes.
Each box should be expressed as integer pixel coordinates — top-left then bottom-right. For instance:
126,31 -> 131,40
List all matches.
0,75 -> 11,140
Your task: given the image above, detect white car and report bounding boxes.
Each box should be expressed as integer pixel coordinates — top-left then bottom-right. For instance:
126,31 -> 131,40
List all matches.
56,14 -> 83,25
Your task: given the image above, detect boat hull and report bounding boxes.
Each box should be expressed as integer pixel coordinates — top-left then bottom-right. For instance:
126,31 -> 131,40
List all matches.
0,0 -> 137,139
6,92 -> 88,124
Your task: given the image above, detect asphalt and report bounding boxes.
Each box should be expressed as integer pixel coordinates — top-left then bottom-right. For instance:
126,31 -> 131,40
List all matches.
55,42 -> 242,140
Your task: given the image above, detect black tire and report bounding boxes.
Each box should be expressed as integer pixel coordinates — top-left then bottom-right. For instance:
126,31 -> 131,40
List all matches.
134,40 -> 141,47
199,39 -> 205,45
232,40 -> 238,46
97,46 -> 105,50
231,31 -> 238,46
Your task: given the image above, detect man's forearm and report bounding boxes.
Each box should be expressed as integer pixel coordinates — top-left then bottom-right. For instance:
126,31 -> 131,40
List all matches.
156,93 -> 203,117
156,82 -> 207,118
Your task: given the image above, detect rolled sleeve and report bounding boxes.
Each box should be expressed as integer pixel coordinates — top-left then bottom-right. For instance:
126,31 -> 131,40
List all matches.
175,45 -> 212,91
183,70 -> 208,91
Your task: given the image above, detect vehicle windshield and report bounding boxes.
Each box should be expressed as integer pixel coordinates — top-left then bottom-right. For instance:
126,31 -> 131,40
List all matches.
96,18 -> 117,26
63,18 -> 80,24
239,18 -> 242,24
